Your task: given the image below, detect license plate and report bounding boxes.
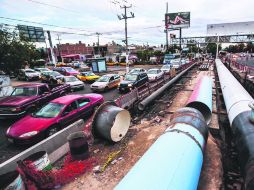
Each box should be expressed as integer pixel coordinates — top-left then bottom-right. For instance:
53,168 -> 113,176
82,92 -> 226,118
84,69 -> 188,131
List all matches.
8,138 -> 14,143
121,88 -> 125,90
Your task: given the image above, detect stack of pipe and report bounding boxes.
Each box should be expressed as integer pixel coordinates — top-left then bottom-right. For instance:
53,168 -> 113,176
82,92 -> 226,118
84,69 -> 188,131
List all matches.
115,76 -> 212,190
216,59 -> 254,189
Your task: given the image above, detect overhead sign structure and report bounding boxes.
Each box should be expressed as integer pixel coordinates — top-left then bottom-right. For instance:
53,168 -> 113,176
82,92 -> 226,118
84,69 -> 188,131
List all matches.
17,25 -> 45,42
165,12 -> 190,29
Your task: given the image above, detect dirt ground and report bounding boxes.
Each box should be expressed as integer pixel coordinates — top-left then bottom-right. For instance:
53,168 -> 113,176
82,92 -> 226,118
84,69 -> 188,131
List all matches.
62,69 -> 223,190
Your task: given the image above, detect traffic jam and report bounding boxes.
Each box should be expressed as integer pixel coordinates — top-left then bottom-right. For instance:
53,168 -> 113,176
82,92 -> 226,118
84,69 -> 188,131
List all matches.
0,60 -> 185,145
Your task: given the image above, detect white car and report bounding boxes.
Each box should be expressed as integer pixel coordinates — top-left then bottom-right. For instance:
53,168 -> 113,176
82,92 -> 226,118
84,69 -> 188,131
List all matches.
61,76 -> 84,91
161,65 -> 172,74
171,59 -> 182,69
18,69 -> 41,81
129,68 -> 146,74
90,74 -> 121,91
34,67 -> 51,73
147,68 -> 164,81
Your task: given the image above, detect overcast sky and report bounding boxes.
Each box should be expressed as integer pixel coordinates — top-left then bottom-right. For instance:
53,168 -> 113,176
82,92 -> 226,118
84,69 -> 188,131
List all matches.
1,0 -> 254,47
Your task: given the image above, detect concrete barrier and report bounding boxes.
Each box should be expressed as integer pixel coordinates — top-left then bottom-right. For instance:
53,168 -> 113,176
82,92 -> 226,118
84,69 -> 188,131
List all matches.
0,119 -> 84,175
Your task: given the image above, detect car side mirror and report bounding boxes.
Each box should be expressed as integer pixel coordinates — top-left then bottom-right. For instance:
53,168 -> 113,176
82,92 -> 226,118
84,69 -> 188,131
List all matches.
62,111 -> 70,117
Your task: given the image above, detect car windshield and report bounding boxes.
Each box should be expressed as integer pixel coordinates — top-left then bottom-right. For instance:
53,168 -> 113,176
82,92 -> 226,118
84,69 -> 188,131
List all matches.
147,70 -> 158,74
64,76 -> 78,82
65,67 -> 76,72
162,65 -> 171,69
51,71 -> 61,77
25,70 -> 36,73
38,68 -> 49,72
125,74 -> 137,81
11,87 -> 37,96
97,76 -> 109,82
33,103 -> 65,118
82,72 -> 95,76
130,69 -> 140,73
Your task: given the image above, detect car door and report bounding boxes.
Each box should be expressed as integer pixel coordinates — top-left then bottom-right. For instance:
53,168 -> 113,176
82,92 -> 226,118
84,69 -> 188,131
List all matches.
76,98 -> 93,118
114,75 -> 121,87
38,85 -> 51,105
108,76 -> 115,89
58,101 -> 79,128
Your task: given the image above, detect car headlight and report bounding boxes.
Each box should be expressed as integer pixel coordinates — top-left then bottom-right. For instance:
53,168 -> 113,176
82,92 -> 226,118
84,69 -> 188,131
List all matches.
19,131 -> 38,138
128,84 -> 132,87
6,127 -> 11,134
11,107 -> 21,112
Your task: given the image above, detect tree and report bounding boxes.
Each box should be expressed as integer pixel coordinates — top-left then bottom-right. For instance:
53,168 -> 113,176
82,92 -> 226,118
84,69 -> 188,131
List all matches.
206,43 -> 221,56
0,29 -> 39,73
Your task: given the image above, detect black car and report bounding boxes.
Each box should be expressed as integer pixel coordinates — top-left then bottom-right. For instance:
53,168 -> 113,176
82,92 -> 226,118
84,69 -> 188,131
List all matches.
119,73 -> 148,93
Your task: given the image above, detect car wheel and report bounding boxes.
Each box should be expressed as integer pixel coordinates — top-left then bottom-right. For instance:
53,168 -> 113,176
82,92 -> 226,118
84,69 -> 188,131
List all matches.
46,125 -> 58,137
104,86 -> 109,91
25,77 -> 29,81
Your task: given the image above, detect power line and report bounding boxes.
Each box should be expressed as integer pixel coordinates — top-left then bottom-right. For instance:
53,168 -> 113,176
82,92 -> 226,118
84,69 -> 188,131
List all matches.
26,0 -> 78,14
0,16 -> 92,33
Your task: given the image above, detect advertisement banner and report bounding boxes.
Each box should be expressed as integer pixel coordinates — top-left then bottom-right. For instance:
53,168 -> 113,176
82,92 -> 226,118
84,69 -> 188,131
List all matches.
165,12 -> 190,29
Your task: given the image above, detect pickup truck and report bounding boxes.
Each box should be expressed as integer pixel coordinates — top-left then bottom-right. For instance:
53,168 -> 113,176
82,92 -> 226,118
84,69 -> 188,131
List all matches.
0,83 -> 71,119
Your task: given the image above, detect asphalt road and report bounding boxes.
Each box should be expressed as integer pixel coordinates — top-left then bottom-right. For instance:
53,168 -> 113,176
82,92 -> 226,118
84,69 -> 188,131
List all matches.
0,64 -> 163,163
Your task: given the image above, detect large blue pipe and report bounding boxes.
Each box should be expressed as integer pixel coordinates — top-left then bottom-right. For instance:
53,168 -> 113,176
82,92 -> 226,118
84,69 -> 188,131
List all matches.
115,106 -> 208,190
186,76 -> 212,124
115,76 -> 212,190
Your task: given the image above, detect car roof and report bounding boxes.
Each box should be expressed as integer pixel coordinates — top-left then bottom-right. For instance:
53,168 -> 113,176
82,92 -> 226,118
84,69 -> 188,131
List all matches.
16,83 -> 45,87
51,94 -> 98,104
148,68 -> 160,70
102,74 -> 118,77
63,75 -> 76,78
51,95 -> 84,104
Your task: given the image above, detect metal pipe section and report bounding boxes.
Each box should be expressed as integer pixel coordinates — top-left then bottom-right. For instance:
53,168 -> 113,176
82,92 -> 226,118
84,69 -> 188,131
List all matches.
115,107 -> 208,190
91,101 -> 131,142
216,59 -> 254,189
216,59 -> 253,125
186,76 -> 212,124
138,63 -> 196,111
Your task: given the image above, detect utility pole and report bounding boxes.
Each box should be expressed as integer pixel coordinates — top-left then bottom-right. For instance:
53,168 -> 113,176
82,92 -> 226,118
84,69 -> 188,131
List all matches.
216,35 -> 220,59
96,32 -> 102,56
165,2 -> 169,52
117,4 -> 134,73
56,34 -> 62,62
47,31 -> 56,65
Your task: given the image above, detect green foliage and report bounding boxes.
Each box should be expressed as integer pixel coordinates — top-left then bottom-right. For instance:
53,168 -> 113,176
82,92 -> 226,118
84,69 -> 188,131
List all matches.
206,43 -> 221,56
224,43 -> 254,53
0,29 -> 40,73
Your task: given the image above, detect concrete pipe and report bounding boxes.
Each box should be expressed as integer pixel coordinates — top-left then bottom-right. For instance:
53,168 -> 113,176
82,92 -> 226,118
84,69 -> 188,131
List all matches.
216,59 -> 254,189
91,101 -> 131,142
115,107 -> 208,190
138,63 -> 196,111
186,76 -> 212,124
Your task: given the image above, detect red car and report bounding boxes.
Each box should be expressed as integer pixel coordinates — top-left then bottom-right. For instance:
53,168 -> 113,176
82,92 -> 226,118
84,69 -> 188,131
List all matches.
54,67 -> 80,76
6,94 -> 104,144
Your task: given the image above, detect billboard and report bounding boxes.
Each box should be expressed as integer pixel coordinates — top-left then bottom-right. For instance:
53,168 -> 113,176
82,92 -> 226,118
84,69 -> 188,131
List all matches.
165,12 -> 190,29
18,25 -> 45,42
207,21 -> 254,35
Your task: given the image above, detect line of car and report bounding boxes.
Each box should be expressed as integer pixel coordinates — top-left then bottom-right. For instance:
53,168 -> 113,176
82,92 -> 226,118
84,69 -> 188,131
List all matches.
2,64 -> 174,144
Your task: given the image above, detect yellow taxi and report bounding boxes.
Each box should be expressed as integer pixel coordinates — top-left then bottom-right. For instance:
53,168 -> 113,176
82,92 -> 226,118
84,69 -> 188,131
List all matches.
106,62 -> 117,66
77,71 -> 100,82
